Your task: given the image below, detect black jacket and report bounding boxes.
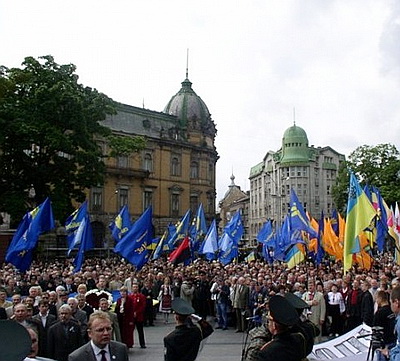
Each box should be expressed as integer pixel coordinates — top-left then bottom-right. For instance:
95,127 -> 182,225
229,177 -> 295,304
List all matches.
255,329 -> 307,361
164,319 -> 213,361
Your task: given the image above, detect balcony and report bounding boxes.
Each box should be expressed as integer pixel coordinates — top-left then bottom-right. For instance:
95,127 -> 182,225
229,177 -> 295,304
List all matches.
105,165 -> 150,179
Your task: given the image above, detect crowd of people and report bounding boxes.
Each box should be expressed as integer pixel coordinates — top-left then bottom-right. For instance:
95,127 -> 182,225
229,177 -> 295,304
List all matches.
1,252 -> 400,360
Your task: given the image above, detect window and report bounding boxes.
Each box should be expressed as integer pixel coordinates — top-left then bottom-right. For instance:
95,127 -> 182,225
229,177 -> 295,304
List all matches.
207,194 -> 213,214
190,194 -> 198,213
91,187 -> 103,212
171,155 -> 181,176
171,193 -> 180,217
117,155 -> 129,168
118,187 -> 128,209
143,189 -> 153,210
190,161 -> 199,179
143,152 -> 153,172
208,163 -> 214,181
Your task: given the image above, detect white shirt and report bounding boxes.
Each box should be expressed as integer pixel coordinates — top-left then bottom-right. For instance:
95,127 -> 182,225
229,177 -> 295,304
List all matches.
91,340 -> 111,361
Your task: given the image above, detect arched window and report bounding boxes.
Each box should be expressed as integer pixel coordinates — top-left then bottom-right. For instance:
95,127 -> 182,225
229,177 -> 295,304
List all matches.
190,161 -> 199,179
143,152 -> 153,172
171,155 -> 181,176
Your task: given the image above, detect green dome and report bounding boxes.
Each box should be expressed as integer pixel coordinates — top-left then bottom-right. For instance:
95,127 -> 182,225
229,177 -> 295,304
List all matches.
280,123 -> 310,164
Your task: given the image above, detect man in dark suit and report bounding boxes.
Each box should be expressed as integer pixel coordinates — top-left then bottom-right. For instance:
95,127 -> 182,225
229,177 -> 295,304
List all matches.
32,300 -> 56,357
69,311 -> 129,361
48,304 -> 83,361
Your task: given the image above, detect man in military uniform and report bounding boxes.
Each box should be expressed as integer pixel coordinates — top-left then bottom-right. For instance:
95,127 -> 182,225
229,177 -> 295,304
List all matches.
164,297 -> 213,361
254,295 -> 307,361
244,293 -> 317,361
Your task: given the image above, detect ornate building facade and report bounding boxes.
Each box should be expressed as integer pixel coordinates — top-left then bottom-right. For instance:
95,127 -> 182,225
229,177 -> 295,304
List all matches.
87,75 -> 218,246
249,123 -> 345,242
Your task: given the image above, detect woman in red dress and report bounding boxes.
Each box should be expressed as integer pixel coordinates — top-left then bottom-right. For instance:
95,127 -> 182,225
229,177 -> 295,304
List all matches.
115,286 -> 135,348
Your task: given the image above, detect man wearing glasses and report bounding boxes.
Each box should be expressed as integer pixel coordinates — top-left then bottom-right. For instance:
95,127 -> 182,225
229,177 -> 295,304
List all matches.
69,311 -> 128,361
254,296 -> 307,361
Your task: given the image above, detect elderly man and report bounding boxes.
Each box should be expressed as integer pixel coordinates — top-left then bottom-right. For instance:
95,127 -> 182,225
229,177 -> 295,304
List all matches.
233,276 -> 250,333
302,279 -> 326,342
69,311 -> 128,361
99,297 -> 121,342
48,304 -> 83,361
67,297 -> 88,338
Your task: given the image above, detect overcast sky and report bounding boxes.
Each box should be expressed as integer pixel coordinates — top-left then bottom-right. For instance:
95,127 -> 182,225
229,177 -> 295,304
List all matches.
2,0 -> 400,206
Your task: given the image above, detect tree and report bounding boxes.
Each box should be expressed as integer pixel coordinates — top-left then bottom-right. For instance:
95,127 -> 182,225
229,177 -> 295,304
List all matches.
0,55 -> 145,225
332,144 -> 400,212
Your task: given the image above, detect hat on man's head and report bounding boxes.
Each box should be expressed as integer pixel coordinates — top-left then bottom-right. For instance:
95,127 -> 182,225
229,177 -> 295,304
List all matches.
268,295 -> 299,326
171,298 -> 195,316
0,320 -> 32,361
285,292 -> 308,310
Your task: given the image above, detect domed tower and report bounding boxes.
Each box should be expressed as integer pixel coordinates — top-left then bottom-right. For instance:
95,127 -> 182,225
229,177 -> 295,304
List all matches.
280,123 -> 310,164
163,72 -> 216,147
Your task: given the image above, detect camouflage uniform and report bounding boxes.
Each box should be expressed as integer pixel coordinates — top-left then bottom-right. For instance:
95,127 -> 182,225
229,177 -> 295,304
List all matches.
243,325 -> 272,361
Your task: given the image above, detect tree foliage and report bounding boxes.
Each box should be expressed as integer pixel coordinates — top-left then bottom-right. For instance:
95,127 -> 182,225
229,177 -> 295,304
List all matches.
332,144 -> 400,212
0,55 -> 145,224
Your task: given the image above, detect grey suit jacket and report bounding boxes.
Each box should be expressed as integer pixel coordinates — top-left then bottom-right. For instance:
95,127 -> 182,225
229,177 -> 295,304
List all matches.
68,341 -> 129,361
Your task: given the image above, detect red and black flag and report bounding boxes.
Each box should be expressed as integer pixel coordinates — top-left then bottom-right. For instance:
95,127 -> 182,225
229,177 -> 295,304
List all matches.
168,236 -> 191,265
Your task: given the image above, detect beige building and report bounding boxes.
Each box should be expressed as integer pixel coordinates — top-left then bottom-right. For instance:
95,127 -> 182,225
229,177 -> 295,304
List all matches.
218,175 -> 249,241
87,75 -> 218,246
249,123 -> 345,242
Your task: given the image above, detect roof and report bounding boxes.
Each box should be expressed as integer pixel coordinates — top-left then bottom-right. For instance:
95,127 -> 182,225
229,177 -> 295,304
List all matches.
163,78 -> 211,126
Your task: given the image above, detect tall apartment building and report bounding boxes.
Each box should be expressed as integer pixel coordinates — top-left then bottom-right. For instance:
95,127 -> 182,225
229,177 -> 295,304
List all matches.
248,123 -> 345,241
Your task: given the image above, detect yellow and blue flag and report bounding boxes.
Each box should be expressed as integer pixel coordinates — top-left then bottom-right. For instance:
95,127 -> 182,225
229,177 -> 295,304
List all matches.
189,203 -> 208,252
109,205 -> 131,243
65,201 -> 88,252
167,209 -> 191,249
289,189 -> 318,239
6,197 -> 55,272
344,173 -> 377,272
114,207 -> 154,270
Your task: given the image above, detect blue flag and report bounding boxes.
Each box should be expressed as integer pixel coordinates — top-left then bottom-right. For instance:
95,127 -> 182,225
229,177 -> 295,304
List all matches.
114,207 -> 154,270
109,205 -> 131,243
257,220 -> 274,244
73,215 -> 94,273
65,201 -> 88,250
167,209 -> 191,249
199,219 -> 218,261
218,211 -> 244,265
315,212 -> 325,265
6,198 -> 55,272
218,233 -> 238,266
331,209 -> 339,236
289,189 -> 318,239
152,224 -> 175,260
367,185 -> 388,252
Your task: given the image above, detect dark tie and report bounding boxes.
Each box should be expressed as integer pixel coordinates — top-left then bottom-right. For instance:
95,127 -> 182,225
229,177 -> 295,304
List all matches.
100,350 -> 107,361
